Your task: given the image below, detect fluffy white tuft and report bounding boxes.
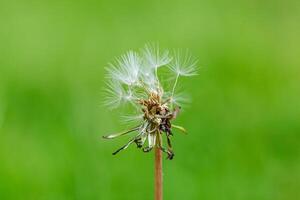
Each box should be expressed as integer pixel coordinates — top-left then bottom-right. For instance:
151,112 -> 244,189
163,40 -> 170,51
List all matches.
142,43 -> 172,69
107,51 -> 141,86
120,114 -> 144,123
170,92 -> 190,106
139,65 -> 157,92
168,50 -> 198,77
103,81 -> 135,109
104,44 -> 197,109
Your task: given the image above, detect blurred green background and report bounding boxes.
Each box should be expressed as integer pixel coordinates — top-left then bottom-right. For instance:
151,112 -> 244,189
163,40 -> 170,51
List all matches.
0,0 -> 300,199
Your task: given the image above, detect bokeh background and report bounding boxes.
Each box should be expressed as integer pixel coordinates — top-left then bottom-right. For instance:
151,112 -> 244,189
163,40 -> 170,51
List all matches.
0,0 -> 300,199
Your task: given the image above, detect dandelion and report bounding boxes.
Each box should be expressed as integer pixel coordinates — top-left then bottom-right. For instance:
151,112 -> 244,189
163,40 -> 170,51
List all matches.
102,44 -> 197,200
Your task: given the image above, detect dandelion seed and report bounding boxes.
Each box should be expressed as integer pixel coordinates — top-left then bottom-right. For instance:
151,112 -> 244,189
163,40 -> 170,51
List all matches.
139,68 -> 157,93
142,43 -> 172,69
168,49 -> 198,77
164,91 -> 190,107
107,51 -> 141,86
103,81 -> 125,109
121,114 -> 144,124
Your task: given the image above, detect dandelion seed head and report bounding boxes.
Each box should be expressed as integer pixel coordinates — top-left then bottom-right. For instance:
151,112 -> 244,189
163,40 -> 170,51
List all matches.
103,44 -> 198,159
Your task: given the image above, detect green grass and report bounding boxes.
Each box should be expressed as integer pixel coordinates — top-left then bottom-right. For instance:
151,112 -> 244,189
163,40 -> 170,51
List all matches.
0,0 -> 300,199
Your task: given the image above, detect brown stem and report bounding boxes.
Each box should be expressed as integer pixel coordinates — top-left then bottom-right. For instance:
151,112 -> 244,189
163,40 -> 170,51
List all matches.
155,146 -> 163,200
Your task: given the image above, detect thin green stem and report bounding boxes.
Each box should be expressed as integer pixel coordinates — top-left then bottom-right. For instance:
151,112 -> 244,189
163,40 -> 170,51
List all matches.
155,67 -> 159,81
155,67 -> 162,95
171,73 -> 180,100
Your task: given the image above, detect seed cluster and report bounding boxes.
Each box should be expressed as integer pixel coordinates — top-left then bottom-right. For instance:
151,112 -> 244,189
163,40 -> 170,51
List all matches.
138,93 -> 178,159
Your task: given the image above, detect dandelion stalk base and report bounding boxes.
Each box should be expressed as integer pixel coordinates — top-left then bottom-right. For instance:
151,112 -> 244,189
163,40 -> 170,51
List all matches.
155,146 -> 163,200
